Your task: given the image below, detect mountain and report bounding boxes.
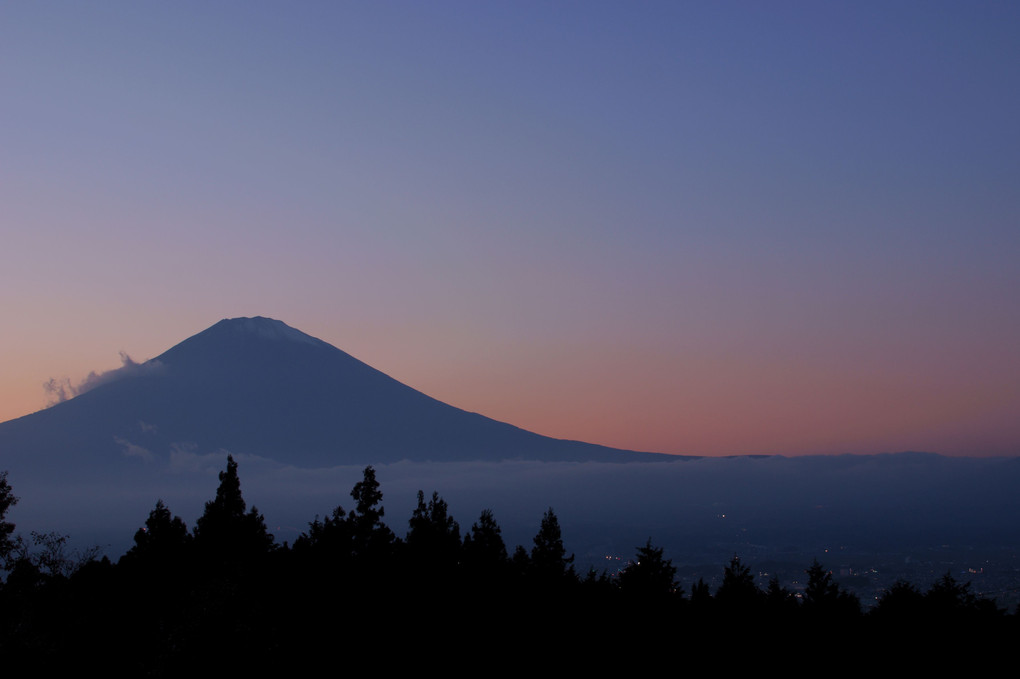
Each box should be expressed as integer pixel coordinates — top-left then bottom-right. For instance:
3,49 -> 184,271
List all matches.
5,319 -> 1019,574
0,317 -> 672,480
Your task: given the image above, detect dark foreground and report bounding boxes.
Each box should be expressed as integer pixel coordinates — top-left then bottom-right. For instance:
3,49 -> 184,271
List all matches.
0,461 -> 1015,673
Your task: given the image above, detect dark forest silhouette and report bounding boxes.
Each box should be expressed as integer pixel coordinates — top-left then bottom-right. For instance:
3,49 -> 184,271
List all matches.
0,459 -> 1014,670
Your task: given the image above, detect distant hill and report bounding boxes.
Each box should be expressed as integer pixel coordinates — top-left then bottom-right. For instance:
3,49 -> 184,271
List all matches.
0,316 -> 673,481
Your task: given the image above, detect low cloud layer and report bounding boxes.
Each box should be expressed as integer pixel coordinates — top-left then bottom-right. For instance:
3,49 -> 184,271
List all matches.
6,445 -> 1020,576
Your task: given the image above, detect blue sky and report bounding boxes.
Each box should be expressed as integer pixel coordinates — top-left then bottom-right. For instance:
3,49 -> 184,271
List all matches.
2,1 -> 1018,456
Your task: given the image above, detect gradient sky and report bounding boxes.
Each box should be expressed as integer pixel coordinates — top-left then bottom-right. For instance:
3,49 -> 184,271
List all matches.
2,2 -> 1017,457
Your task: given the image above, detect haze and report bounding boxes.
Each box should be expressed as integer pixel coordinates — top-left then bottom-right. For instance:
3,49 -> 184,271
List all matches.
2,2 -> 1018,457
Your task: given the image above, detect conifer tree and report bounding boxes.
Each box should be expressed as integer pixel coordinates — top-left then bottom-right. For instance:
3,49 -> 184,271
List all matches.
463,509 -> 508,571
193,455 -> 274,563
872,579 -> 924,620
804,559 -> 837,606
924,572 -> 989,617
347,466 -> 395,561
0,470 -> 17,567
124,499 -> 189,566
617,538 -> 678,598
510,544 -> 531,576
529,508 -> 574,582
716,555 -> 759,606
803,559 -> 860,618
690,577 -> 712,607
405,490 -> 462,585
296,504 -> 350,560
407,491 -> 460,560
764,576 -> 798,615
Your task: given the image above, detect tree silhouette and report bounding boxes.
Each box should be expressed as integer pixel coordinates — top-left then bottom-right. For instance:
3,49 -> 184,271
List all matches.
690,577 -> 712,607
6,530 -> 100,582
510,544 -> 531,579
123,499 -> 189,566
804,559 -> 836,605
617,538 -> 678,599
764,576 -> 798,616
803,559 -> 860,619
923,571 -> 1001,619
0,470 -> 17,567
192,455 -> 274,563
406,490 -> 461,572
295,504 -> 350,563
529,508 -> 574,583
926,571 -> 976,611
872,579 -> 924,620
716,555 -> 760,608
462,509 -> 508,573
346,465 -> 395,561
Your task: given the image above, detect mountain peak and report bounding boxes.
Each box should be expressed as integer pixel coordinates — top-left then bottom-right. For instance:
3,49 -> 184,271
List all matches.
209,316 -> 323,346
0,316 -> 669,473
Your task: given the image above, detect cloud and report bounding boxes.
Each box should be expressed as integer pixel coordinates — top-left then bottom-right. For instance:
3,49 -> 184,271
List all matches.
45,352 -> 165,406
42,377 -> 73,405
8,453 -> 1020,569
113,437 -> 154,462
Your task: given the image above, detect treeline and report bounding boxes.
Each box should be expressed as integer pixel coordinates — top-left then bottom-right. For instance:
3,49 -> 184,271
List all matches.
0,460 -> 1015,670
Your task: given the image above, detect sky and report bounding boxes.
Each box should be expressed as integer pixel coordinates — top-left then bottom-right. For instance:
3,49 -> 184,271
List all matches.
1,1 -> 1018,457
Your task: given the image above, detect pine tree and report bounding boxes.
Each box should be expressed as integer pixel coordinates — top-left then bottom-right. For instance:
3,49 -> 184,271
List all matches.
406,490 -> 461,562
923,571 -> 1001,618
405,490 -> 462,589
296,504 -> 350,560
764,576 -> 798,617
347,466 -> 395,561
803,559 -> 860,619
690,577 -> 712,607
716,555 -> 761,609
617,538 -> 678,598
124,499 -> 189,566
529,508 -> 574,583
804,559 -> 837,606
463,509 -> 508,572
0,470 -> 17,567
510,544 -> 531,577
872,579 -> 924,620
193,455 -> 274,563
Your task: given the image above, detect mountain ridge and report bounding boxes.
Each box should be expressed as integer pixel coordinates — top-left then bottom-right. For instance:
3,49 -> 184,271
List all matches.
0,317 -> 676,479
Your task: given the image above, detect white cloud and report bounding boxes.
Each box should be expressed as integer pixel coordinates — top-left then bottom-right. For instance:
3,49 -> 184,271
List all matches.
45,352 -> 165,406
114,437 -> 155,462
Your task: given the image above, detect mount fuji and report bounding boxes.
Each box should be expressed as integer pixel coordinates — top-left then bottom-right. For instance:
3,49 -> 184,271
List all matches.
0,317 -> 672,481
4,319 -> 1020,570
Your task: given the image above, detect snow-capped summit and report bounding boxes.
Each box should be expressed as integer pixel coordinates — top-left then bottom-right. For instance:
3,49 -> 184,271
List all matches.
205,317 -> 326,346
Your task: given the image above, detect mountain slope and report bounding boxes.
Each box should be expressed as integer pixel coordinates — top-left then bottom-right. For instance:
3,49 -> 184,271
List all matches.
0,317 -> 672,478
